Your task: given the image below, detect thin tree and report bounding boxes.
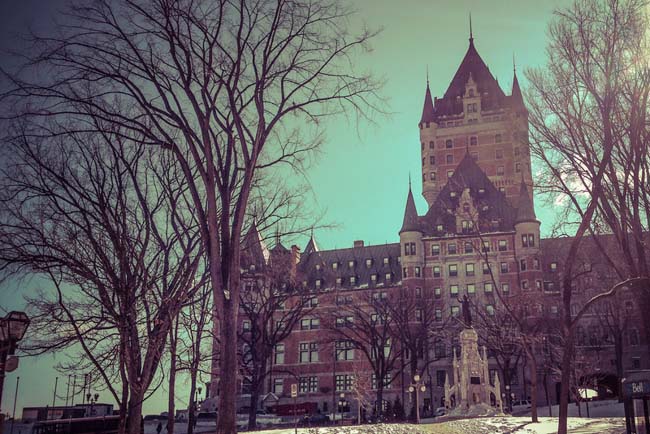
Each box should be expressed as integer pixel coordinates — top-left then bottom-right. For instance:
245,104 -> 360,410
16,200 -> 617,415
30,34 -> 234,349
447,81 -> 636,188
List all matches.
0,126 -> 205,434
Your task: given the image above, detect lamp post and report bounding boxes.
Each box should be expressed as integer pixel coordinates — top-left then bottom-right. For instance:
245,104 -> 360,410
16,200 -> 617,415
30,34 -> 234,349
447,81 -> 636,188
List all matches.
85,392 -> 99,417
504,384 -> 512,413
408,374 -> 426,424
0,311 -> 30,434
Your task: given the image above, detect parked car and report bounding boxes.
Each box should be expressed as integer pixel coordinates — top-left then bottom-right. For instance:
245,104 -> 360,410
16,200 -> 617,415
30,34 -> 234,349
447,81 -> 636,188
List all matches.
434,407 -> 447,417
301,413 -> 331,426
511,400 -> 531,411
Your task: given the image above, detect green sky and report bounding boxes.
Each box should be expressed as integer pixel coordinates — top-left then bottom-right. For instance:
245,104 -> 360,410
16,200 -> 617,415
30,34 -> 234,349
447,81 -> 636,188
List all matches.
0,0 -> 569,417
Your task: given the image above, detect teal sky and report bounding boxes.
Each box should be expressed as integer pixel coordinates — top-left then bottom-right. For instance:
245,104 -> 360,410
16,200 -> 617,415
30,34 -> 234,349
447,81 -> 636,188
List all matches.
0,0 -> 568,417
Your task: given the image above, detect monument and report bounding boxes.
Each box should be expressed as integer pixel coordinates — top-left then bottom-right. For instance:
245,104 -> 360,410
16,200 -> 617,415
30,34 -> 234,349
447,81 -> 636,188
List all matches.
444,296 -> 503,414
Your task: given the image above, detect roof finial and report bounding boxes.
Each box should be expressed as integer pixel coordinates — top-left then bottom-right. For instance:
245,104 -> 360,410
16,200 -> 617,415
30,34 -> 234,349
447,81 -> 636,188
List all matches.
408,172 -> 412,190
513,52 -> 516,73
426,64 -> 430,87
469,12 -> 473,42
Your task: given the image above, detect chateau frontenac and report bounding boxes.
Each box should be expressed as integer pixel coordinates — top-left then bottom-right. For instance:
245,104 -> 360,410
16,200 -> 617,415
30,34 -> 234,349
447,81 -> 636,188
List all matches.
207,32 -> 648,418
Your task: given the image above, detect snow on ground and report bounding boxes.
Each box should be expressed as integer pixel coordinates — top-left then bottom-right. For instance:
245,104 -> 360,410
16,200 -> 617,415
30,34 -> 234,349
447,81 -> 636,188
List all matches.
520,399 -> 624,418
246,417 -> 626,434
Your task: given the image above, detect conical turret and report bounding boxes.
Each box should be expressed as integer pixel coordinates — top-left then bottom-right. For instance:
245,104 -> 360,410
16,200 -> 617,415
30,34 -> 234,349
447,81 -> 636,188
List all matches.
515,181 -> 537,224
511,68 -> 525,109
400,184 -> 421,234
420,81 -> 436,125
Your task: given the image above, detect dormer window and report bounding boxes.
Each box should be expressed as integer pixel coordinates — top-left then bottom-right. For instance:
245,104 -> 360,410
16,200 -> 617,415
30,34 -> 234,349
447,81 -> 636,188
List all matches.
447,170 -> 454,178
436,224 -> 444,232
315,279 -> 322,289
385,272 -> 392,281
332,262 -> 338,270
336,277 -> 342,285
365,258 -> 372,268
315,264 -> 321,271
250,264 -> 256,272
371,274 -> 377,282
349,276 -> 356,285
383,257 -> 389,265
348,260 -> 355,269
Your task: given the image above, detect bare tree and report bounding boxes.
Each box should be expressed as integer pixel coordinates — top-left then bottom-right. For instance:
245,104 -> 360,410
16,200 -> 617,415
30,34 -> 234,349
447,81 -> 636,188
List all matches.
327,292 -> 402,419
0,126 -> 205,434
238,243 -> 314,430
0,2 -> 382,431
525,1 -> 650,432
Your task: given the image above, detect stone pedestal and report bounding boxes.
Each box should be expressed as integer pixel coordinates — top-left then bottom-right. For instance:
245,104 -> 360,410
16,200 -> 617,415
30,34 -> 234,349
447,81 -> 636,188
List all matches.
444,328 -> 502,414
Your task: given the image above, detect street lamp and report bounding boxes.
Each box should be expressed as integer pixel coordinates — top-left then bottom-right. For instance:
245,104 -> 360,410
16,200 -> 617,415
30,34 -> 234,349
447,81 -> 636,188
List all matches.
86,392 -> 99,416
504,384 -> 512,413
0,311 -> 30,434
408,374 -> 426,424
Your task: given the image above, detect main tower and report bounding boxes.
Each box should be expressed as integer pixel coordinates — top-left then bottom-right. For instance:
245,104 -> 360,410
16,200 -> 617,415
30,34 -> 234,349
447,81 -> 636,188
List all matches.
419,31 -> 532,208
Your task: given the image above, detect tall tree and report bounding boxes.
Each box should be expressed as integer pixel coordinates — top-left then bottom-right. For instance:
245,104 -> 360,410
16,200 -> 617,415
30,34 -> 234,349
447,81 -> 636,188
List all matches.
526,2 -> 650,431
0,2 -> 382,431
0,126 -> 205,434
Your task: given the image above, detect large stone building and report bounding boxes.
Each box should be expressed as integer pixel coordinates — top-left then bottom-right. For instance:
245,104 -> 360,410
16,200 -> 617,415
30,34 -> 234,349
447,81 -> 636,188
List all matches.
208,32 -> 649,418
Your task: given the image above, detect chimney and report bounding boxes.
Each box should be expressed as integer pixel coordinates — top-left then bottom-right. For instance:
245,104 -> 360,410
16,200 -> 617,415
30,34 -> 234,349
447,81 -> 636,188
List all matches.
290,245 -> 301,280
353,240 -> 364,248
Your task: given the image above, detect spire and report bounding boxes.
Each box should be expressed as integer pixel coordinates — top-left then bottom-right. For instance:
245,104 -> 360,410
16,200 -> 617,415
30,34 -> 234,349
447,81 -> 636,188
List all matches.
515,181 -> 538,223
399,184 -> 421,234
420,80 -> 435,124
303,229 -> 319,256
242,218 -> 270,269
469,13 -> 474,45
511,65 -> 525,108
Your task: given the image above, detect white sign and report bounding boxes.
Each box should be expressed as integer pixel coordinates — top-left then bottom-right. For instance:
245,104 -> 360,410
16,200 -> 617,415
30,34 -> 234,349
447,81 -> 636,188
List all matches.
290,383 -> 297,398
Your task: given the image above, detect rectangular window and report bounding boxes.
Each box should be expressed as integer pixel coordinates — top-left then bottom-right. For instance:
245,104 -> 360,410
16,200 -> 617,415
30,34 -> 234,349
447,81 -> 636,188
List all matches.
434,287 -> 441,299
466,263 -> 475,276
495,134 -> 502,143
430,172 -> 436,181
483,262 -> 491,275
436,370 -> 446,387
500,262 -> 508,273
515,162 -> 521,173
335,375 -> 354,391
495,149 -> 503,159
514,147 -> 520,156
522,280 -> 529,290
242,320 -> 251,332
415,266 -> 421,277
451,306 -> 460,317
486,304 -> 495,316
332,262 -> 338,270
309,297 -> 319,307
336,340 -> 355,361
482,240 -> 491,253
274,344 -> 285,365
450,284 -> 459,296
461,220 -> 472,234
484,282 -> 493,293
299,377 -> 309,393
371,373 -> 391,390
273,378 -> 283,394
383,257 -> 389,265
433,266 -> 441,278
429,141 -> 435,149
498,240 -> 507,251
446,139 -> 453,148
403,267 -> 408,278
429,156 -> 435,165
385,272 -> 392,281
449,264 -> 458,277
349,276 -> 356,285
470,136 -> 478,146
299,342 -> 318,363
536,280 -> 542,291
435,308 -> 442,321
464,242 -> 473,254
528,234 -> 535,247
497,166 -> 505,176
550,262 -> 558,271
502,283 -> 510,293
533,258 -> 540,270
431,244 -> 440,256
448,243 -> 457,255
467,283 -> 476,294
446,154 -> 454,164
471,151 -> 479,161
447,170 -> 454,178
415,287 -> 422,298
520,259 -> 527,272
415,308 -> 423,322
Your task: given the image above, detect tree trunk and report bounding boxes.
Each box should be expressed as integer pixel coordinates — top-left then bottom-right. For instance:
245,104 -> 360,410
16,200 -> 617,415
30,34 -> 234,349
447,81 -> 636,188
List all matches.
543,372 -> 552,417
248,363 -> 265,430
216,300 -> 238,434
168,322 -> 178,434
126,392 -> 144,434
528,349 -> 539,423
187,374 -> 197,434
557,333 -> 574,434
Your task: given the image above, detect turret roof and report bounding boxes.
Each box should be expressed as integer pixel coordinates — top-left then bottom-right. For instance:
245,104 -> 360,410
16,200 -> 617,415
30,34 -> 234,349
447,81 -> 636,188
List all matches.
420,82 -> 436,124
515,181 -> 537,223
400,184 -> 421,234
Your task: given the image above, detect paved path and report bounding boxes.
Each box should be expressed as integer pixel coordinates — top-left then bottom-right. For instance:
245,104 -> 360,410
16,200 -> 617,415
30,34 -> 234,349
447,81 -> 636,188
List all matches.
566,418 -> 626,434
